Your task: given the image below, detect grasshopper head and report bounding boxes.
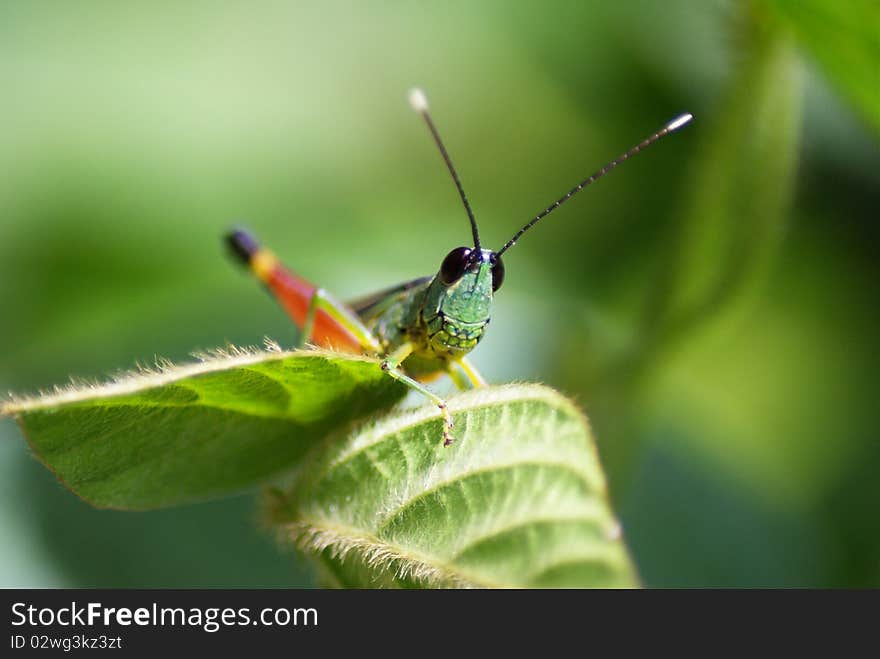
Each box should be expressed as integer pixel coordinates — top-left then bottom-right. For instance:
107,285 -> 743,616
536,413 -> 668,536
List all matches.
435,246 -> 503,321
423,247 -> 504,354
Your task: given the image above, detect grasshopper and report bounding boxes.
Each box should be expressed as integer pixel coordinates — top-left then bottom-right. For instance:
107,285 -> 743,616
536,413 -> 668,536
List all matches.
227,89 -> 692,445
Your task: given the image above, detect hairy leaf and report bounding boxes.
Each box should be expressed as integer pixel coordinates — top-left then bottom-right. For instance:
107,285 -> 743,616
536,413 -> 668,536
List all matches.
270,384 -> 637,588
2,347 -> 407,510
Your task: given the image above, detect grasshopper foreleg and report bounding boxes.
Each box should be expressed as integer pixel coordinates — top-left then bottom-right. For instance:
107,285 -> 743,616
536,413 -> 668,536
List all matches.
445,357 -> 486,390
381,342 -> 455,446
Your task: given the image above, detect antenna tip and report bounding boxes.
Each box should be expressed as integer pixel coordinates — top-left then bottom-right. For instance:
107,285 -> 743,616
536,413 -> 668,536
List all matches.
408,88 -> 429,113
666,113 -> 694,132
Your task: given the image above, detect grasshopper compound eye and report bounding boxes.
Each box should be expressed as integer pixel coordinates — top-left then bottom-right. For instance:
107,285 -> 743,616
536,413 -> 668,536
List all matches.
490,253 -> 505,292
439,246 -> 474,285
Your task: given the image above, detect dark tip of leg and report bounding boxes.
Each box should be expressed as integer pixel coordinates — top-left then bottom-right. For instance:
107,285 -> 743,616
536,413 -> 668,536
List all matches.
225,228 -> 261,264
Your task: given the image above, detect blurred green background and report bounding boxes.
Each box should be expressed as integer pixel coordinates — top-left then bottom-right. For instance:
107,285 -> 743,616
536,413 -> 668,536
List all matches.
1,0 -> 878,587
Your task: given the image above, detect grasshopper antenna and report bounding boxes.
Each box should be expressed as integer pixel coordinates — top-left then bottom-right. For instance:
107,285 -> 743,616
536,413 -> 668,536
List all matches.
409,88 -> 481,251
496,112 -> 694,257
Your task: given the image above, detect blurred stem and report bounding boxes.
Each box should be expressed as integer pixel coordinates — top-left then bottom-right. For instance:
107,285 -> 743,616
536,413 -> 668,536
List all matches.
600,6 -> 804,492
642,16 -> 802,359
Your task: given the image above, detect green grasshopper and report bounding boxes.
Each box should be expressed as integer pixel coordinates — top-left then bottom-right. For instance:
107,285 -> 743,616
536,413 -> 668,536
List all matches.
227,89 -> 692,445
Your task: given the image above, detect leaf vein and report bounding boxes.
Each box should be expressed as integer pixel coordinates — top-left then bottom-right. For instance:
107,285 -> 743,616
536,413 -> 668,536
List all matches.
375,461 -> 597,534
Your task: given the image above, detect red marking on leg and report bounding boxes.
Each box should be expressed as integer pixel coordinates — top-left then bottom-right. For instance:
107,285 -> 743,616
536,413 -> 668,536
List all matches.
267,266 -> 364,353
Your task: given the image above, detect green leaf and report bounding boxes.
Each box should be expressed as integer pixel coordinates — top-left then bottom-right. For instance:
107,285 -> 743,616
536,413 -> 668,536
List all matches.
4,349 -> 634,588
269,384 -> 637,588
762,0 -> 880,135
1,347 -> 407,510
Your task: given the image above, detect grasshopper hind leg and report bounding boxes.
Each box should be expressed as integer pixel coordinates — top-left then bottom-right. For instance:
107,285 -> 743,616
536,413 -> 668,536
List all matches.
299,287 -> 382,353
